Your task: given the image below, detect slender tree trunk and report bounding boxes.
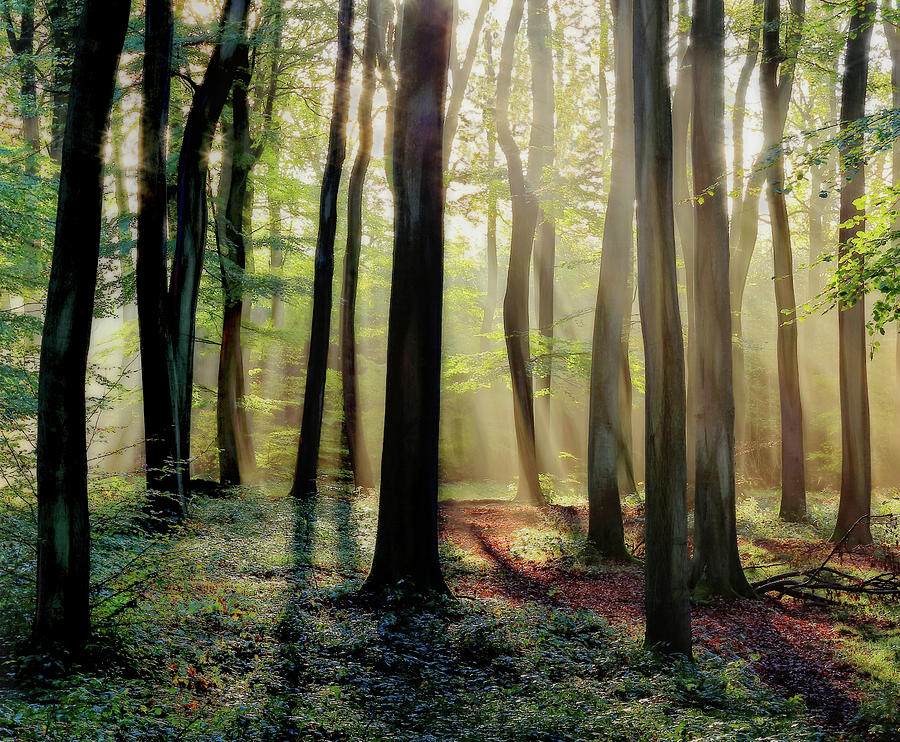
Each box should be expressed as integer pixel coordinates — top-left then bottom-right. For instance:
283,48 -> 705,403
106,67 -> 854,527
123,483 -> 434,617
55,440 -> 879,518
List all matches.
215,48 -> 257,487
587,0 -> 633,559
443,0 -> 490,167
832,0 -> 874,546
633,0 -> 692,658
47,0 -> 77,164
340,0 -> 379,490
689,0 -> 754,599
480,29 -> 499,341
136,0 -> 184,513
497,0 -> 543,505
528,0 -> 557,475
760,0 -> 806,520
33,0 -> 131,650
3,0 -> 39,172
292,0 -> 355,498
363,0 -> 452,593
168,0 -> 251,487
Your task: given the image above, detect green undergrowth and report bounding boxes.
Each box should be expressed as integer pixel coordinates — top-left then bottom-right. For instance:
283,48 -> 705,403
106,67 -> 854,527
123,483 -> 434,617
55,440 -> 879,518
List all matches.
0,481 -> 886,740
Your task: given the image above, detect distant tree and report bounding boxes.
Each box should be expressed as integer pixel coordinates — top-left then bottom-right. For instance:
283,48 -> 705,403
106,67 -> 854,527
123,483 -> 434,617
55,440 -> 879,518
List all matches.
34,0 -> 131,650
47,0 -> 80,163
292,0 -> 354,499
497,0 -> 543,505
363,0 -> 452,593
136,0 -> 184,513
832,0 -> 875,546
587,0 -> 633,560
479,28 -> 499,340
341,0 -> 381,490
689,0 -> 754,599
633,0 -> 692,657
760,0 -> 806,521
2,0 -> 39,171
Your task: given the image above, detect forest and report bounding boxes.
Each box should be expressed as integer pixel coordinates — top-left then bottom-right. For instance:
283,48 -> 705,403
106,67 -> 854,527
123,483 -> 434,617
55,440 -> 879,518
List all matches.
0,0 -> 899,739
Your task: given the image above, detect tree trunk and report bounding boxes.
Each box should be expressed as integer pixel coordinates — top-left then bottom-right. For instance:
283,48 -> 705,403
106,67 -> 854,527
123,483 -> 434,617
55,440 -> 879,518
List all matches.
832,0 -> 874,546
363,0 -> 452,594
136,0 -> 184,513
47,0 -> 78,164
168,0 -> 251,487
292,0 -> 355,498
633,0 -> 692,658
340,0 -> 379,490
215,47 -> 257,488
760,0 -> 806,520
33,0 -> 131,650
497,0 -> 543,505
479,28 -> 499,341
587,0 -> 633,559
689,0 -> 754,599
3,0 -> 39,172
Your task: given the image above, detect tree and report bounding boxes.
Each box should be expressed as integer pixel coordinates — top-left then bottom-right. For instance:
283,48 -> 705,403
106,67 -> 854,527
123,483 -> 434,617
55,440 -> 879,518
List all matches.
587,0 -> 633,559
760,0 -> 806,521
292,0 -> 355,499
34,0 -> 131,649
633,0 -> 692,657
832,0 -> 875,546
168,0 -> 251,486
136,0 -> 184,513
363,0 -> 452,593
689,0 -> 754,599
479,28 -> 499,340
2,0 -> 39,172
341,0 -> 380,490
528,0 -> 556,474
497,0 -> 543,505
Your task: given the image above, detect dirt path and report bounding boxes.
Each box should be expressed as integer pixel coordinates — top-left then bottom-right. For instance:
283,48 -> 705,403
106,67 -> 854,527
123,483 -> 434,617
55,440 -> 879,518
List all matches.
439,502 -> 869,731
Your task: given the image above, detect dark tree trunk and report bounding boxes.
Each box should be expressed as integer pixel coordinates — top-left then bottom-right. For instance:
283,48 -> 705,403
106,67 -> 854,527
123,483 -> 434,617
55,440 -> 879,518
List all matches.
340,0 -> 379,490
168,0 -> 251,486
633,0 -> 692,658
292,0 -> 355,498
33,0 -> 131,650
689,0 -> 754,599
363,0 -> 452,593
760,0 -> 806,521
528,0 -> 556,475
587,0 -> 633,559
47,0 -> 81,164
136,0 -> 184,513
832,0 -> 874,546
3,0 -> 39,171
497,0 -> 543,505
215,47 -> 257,488
479,28 -> 499,341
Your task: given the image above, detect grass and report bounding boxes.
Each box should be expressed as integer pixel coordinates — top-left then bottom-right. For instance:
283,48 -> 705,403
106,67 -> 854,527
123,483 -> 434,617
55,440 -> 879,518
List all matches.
0,479 -> 896,740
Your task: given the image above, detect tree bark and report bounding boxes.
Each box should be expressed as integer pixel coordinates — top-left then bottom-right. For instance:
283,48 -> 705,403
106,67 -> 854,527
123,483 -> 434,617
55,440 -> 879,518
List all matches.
760,0 -> 806,520
215,46 -> 257,488
689,0 -> 754,599
497,0 -> 543,505
587,0 -> 633,559
47,0 -> 78,164
136,0 -> 184,513
363,0 -> 452,594
292,0 -> 355,498
168,0 -> 251,487
340,0 -> 379,490
832,0 -> 874,546
633,0 -> 692,658
528,0 -> 557,475
33,0 -> 131,650
479,28 -> 499,341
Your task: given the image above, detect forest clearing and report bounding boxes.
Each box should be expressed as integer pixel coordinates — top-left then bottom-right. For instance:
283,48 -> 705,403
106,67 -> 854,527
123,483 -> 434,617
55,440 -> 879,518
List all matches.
1,481 -> 899,740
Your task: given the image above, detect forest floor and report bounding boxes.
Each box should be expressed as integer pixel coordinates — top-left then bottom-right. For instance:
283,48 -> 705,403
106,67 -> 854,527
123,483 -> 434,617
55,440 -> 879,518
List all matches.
0,480 -> 898,741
